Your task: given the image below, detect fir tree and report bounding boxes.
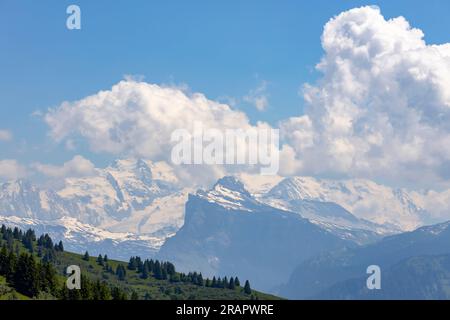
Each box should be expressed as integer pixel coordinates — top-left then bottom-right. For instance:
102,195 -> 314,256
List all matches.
244,280 -> 252,294
228,277 -> 236,290
222,276 -> 228,289
14,253 -> 39,297
154,260 -> 162,279
116,264 -> 127,281
83,251 -> 90,261
197,273 -> 204,286
128,257 -> 137,270
144,292 -> 152,300
111,287 -> 128,300
57,240 -> 64,252
97,254 -> 104,266
141,262 -> 149,279
131,291 -> 139,300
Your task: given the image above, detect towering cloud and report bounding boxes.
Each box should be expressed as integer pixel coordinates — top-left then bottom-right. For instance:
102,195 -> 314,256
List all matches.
44,80 -> 277,186
44,6 -> 450,189
282,6 -> 450,188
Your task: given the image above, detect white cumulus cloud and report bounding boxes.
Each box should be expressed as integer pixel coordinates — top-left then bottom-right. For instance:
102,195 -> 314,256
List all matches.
33,155 -> 97,179
44,80 -> 278,186
281,6 -> 450,188
0,130 -> 12,142
0,160 -> 26,181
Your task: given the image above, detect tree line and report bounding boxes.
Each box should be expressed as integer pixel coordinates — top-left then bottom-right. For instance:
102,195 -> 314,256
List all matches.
0,225 -> 129,299
0,224 -> 252,299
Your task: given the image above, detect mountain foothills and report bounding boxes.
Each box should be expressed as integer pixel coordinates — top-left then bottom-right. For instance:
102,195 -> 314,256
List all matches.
0,158 -> 450,299
282,221 -> 450,299
0,225 -> 276,300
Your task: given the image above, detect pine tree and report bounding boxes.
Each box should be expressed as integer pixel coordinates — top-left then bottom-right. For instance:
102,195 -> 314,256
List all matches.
40,261 -> 58,293
144,292 -> 152,300
128,257 -> 137,270
131,291 -> 139,300
13,227 -> 20,239
141,262 -> 149,279
116,264 -> 126,281
111,287 -> 128,300
136,256 -> 143,273
97,254 -> 104,266
169,273 -> 180,282
197,273 -> 204,286
166,262 -> 176,275
228,277 -> 236,290
162,267 -> 168,280
5,251 -> 16,282
14,253 -> 39,297
244,280 -> 252,294
93,280 -> 112,300
0,244 -> 8,274
79,275 -> 94,300
83,251 -> 90,261
234,277 -> 240,287
154,260 -> 162,279
148,259 -> 155,273
222,277 -> 228,289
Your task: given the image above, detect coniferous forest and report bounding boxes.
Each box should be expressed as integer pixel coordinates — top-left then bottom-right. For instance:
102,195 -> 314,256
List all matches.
0,225 -> 277,300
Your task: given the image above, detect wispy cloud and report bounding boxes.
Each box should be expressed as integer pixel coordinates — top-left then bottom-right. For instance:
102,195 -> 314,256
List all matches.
32,155 -> 96,179
0,130 -> 12,142
0,159 -> 26,181
244,80 -> 269,111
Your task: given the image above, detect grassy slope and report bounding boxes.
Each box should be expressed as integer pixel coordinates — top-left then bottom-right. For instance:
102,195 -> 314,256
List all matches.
53,251 -> 281,300
0,276 -> 30,300
1,237 -> 281,300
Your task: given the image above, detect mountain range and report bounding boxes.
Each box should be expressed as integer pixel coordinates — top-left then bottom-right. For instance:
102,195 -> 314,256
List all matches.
158,176 -> 359,292
0,159 -> 188,259
0,158 -> 447,297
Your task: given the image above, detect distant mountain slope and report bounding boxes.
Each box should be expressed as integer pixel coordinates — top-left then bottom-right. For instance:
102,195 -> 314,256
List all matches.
282,220 -> 450,299
260,197 -> 392,245
57,158 -> 187,234
0,179 -> 80,220
264,176 -> 435,231
0,216 -> 162,261
158,177 -> 357,293
0,159 -> 189,248
316,254 -> 450,300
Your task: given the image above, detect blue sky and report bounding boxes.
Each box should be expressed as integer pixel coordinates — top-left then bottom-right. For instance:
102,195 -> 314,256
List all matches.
1,0 -> 450,167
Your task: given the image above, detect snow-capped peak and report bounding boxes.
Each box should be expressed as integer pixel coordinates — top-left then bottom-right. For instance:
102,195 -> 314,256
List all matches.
213,176 -> 250,196
195,176 -> 260,212
107,158 -> 153,183
265,176 -> 431,231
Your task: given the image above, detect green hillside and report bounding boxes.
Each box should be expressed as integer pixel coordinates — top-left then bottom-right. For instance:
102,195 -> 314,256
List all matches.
0,275 -> 30,300
0,225 -> 280,300
316,254 -> 450,300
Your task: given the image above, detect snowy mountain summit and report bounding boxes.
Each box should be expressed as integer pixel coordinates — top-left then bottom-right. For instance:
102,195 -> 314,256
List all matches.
264,177 -> 434,231
0,159 -> 189,259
